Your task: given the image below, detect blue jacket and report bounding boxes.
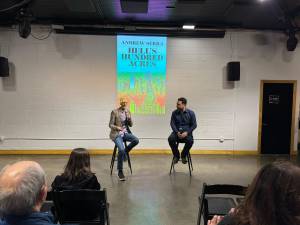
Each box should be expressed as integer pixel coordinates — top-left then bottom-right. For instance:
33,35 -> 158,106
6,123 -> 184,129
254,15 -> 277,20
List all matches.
170,108 -> 197,135
0,212 -> 55,225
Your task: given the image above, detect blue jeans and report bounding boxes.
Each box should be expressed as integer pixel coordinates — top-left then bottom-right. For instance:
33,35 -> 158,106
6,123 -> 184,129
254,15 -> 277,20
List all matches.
114,133 -> 139,170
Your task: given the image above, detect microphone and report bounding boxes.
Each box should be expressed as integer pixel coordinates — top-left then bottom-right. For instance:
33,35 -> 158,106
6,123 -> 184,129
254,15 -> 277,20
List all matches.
125,110 -> 130,120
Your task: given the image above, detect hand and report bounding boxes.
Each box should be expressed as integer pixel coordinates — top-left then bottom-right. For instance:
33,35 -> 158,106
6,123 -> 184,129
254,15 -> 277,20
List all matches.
177,132 -> 183,139
181,131 -> 188,138
208,215 -> 224,225
229,208 -> 236,214
117,126 -> 123,131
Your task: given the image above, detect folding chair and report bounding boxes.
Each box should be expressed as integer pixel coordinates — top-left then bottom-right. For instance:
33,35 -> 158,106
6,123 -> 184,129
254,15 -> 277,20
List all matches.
169,142 -> 193,176
41,191 -> 54,213
52,189 -> 110,225
197,183 -> 247,225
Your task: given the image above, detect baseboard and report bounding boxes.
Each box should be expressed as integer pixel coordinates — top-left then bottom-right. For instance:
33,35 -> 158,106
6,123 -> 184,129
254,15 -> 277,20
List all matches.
0,149 -> 261,155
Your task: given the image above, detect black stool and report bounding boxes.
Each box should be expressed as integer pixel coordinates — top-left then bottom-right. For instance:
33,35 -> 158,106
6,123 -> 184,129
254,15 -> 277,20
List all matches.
169,142 -> 193,176
110,142 -> 132,175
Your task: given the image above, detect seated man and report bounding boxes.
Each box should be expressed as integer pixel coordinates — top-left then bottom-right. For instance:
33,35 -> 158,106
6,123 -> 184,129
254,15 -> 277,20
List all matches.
168,97 -> 197,164
109,97 -> 139,181
0,161 -> 55,225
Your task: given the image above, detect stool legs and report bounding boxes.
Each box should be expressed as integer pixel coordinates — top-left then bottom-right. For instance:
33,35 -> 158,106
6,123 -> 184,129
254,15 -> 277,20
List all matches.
169,156 -> 175,175
169,143 -> 193,176
110,146 -> 117,175
110,144 -> 133,175
127,152 -> 132,174
188,152 -> 193,171
187,153 -> 192,176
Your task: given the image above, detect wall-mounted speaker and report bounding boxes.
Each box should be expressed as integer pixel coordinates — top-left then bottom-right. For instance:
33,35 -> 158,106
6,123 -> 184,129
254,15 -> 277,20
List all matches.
0,57 -> 9,77
227,61 -> 240,81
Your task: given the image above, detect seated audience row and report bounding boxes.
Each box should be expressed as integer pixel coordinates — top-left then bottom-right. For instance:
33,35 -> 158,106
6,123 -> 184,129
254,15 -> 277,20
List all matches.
0,148 -> 299,225
0,148 -> 100,225
208,161 -> 300,225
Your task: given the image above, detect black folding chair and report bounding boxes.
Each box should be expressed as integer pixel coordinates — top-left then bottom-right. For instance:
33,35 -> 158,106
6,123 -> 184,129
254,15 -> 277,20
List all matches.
110,141 -> 132,175
41,191 -> 54,213
197,183 -> 247,225
169,142 -> 193,176
52,189 -> 110,225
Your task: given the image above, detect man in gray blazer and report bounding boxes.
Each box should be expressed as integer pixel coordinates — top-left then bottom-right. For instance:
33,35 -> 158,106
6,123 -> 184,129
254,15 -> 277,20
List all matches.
109,98 -> 139,181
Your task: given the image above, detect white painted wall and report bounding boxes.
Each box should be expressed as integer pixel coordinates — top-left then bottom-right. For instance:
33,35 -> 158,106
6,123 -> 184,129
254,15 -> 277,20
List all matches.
0,29 -> 299,151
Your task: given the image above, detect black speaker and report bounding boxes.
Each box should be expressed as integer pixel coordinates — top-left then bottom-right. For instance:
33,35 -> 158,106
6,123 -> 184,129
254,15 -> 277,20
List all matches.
227,61 -> 240,81
0,57 -> 9,77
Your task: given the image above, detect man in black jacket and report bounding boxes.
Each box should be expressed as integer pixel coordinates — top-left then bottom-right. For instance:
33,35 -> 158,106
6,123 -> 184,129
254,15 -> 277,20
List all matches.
168,97 -> 197,164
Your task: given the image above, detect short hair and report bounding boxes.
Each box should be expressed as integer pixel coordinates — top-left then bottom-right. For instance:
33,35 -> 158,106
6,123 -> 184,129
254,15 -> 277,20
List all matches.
177,97 -> 187,105
0,164 -> 46,216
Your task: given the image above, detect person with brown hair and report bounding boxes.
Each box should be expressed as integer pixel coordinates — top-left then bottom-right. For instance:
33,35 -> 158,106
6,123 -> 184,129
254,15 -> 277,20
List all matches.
208,161 -> 300,225
51,148 -> 100,191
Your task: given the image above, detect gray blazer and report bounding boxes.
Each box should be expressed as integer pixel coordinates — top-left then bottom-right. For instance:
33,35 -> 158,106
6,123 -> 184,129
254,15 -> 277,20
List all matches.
109,108 -> 133,141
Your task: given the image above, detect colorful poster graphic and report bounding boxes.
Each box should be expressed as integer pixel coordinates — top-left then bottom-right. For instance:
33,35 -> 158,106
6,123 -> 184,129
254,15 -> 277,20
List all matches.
117,35 -> 167,114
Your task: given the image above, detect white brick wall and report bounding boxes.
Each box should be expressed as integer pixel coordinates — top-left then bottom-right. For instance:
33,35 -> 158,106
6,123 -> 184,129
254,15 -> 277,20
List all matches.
0,29 -> 299,151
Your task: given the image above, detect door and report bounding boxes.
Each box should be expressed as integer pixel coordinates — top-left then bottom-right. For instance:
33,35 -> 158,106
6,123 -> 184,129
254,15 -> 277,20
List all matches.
259,81 -> 296,154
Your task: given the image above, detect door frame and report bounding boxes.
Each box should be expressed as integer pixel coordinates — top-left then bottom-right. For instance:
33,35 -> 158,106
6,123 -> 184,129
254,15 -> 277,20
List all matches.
258,80 -> 297,155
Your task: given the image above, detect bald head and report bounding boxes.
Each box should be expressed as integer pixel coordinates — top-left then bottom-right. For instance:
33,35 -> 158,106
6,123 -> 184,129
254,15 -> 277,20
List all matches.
0,161 -> 43,188
119,97 -> 128,109
0,161 -> 46,216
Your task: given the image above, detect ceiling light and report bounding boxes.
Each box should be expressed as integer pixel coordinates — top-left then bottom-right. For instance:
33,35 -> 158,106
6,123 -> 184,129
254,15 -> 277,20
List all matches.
183,25 -> 195,30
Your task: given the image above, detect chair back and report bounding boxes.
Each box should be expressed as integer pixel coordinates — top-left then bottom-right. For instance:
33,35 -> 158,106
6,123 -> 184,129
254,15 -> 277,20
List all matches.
197,183 -> 247,225
53,189 -> 108,225
204,183 -> 247,196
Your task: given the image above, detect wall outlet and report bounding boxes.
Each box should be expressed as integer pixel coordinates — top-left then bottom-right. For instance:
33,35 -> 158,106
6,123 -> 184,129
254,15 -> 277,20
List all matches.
219,136 -> 225,143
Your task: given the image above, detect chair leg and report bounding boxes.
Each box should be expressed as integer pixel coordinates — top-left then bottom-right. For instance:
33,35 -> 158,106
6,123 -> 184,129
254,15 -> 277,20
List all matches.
110,146 -> 117,175
169,156 -> 175,175
189,153 -> 193,171
109,153 -> 113,170
188,155 -> 192,176
106,204 -> 110,225
127,152 -> 132,174
188,161 -> 192,176
196,199 -> 201,225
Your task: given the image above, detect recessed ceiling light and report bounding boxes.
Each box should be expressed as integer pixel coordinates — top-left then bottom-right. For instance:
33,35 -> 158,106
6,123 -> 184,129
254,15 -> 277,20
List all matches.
183,25 -> 195,30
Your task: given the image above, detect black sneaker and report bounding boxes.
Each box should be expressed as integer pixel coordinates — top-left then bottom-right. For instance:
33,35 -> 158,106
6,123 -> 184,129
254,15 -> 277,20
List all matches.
118,170 -> 126,181
173,157 -> 179,164
181,157 -> 187,164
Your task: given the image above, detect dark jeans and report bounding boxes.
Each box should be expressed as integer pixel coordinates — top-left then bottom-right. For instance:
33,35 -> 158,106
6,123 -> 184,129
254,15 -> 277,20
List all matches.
114,133 -> 139,171
168,132 -> 194,159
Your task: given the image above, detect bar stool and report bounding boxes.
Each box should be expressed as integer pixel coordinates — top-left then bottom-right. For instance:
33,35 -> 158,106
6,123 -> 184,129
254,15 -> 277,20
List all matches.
110,142 -> 132,175
169,142 -> 193,176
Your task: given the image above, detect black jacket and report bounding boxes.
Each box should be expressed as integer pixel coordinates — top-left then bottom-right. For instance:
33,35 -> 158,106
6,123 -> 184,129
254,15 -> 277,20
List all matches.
51,173 -> 101,191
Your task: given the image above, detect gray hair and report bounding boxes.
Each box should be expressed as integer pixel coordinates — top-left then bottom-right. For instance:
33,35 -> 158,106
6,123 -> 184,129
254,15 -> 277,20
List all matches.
0,164 -> 46,216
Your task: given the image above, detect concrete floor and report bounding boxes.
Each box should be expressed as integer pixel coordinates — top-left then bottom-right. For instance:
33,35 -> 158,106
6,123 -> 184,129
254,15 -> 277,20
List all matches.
0,154 -> 299,225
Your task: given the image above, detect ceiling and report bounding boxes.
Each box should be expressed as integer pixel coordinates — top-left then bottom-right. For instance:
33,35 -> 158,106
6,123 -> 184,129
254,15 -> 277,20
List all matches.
0,0 -> 300,36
